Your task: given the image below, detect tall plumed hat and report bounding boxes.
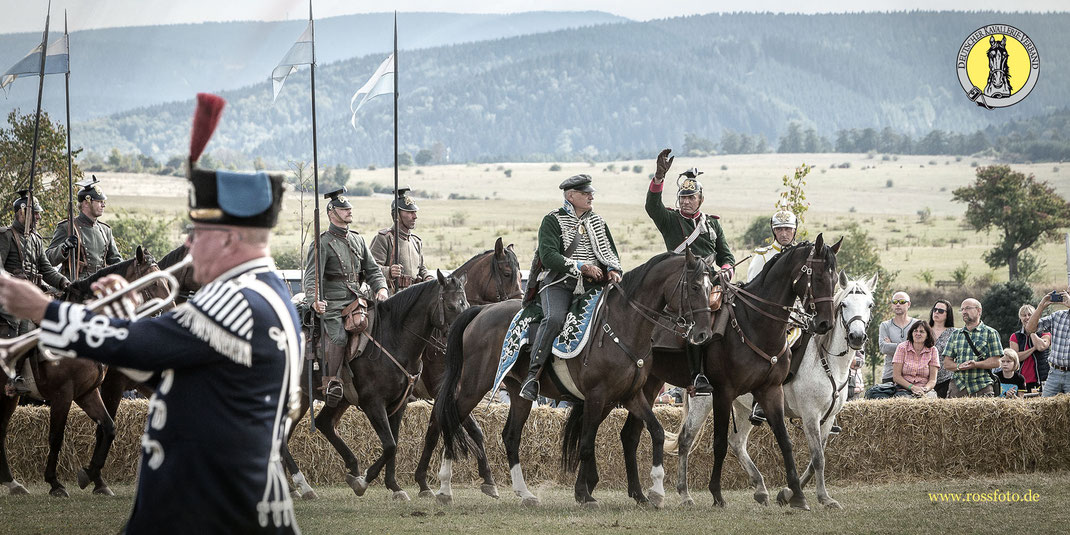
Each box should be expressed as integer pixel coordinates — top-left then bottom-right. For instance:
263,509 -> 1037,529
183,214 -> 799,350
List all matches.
186,93 -> 285,228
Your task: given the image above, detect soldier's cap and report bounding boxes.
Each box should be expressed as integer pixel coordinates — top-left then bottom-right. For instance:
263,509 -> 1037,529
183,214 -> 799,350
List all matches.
324,187 -> 351,210
677,168 -> 703,197
187,93 -> 286,228
76,175 -> 107,202
559,174 -> 595,193
12,189 -> 43,213
392,187 -> 418,212
771,209 -> 798,229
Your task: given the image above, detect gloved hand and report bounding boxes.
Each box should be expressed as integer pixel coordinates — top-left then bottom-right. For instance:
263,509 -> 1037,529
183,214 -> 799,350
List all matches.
62,233 -> 79,254
654,148 -> 674,181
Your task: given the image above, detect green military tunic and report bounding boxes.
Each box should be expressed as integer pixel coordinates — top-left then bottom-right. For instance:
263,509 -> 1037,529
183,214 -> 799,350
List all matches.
46,212 -> 122,280
303,223 -> 387,345
645,183 -> 734,268
0,220 -> 71,336
370,228 -> 430,294
536,203 -> 622,290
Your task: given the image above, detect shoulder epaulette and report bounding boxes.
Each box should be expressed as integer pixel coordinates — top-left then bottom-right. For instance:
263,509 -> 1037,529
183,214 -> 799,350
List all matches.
55,219 -> 71,227
97,221 -> 111,229
707,214 -> 721,220
754,245 -> 773,254
377,228 -> 392,236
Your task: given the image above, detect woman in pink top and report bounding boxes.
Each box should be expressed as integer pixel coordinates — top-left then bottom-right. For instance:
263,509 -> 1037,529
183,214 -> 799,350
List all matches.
892,321 -> 939,398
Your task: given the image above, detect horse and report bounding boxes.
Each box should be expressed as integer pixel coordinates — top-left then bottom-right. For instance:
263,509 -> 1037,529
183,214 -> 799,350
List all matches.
280,271 -> 468,501
411,238 -> 522,499
666,270 -> 874,509
623,235 -> 840,509
434,249 -> 713,507
984,35 -> 1012,98
0,246 -> 172,497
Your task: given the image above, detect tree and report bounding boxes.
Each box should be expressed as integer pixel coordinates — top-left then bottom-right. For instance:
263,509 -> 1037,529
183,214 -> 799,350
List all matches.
952,165 -> 1070,281
739,215 -> 771,249
981,281 -> 1035,347
683,132 -> 716,156
108,209 -> 181,259
0,110 -> 82,235
777,123 -> 803,153
415,149 -> 434,166
776,163 -> 812,239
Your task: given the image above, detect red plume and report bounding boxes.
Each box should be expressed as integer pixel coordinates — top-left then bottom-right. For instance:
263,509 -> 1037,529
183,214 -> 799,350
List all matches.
189,93 -> 226,164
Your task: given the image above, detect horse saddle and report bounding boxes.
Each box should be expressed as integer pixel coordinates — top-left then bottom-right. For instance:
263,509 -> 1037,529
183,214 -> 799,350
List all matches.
12,356 -> 43,400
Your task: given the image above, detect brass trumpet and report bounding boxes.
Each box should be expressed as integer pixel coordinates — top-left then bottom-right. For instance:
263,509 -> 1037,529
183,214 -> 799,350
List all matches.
0,255 -> 193,379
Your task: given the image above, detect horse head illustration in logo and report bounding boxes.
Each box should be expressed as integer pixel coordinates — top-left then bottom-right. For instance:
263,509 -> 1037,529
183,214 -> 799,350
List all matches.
984,36 -> 1012,98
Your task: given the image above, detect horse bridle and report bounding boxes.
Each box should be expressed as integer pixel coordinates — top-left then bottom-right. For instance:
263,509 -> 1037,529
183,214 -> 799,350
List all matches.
491,255 -> 523,302
609,257 -> 711,341
821,285 -> 871,358
816,283 -> 872,426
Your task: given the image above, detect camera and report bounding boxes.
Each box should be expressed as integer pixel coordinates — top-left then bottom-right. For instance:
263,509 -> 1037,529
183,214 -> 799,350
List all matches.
1051,291 -> 1064,303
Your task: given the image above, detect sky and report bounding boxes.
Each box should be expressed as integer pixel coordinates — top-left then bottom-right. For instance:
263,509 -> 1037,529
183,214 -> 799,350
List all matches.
2,0 -> 1066,34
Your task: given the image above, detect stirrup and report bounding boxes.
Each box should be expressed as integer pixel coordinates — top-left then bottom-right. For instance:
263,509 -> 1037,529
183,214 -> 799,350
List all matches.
325,381 -> 343,407
519,377 -> 540,402
690,375 -> 713,397
749,403 -> 767,425
829,424 -> 842,435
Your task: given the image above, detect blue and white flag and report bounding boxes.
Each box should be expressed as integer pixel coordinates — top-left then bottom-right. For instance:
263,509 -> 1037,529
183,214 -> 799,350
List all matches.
349,54 -> 394,128
1,34 -> 69,91
271,22 -> 313,103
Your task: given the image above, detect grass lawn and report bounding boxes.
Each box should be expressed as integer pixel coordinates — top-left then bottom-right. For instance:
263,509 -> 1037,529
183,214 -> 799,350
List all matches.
1,473 -> 1065,534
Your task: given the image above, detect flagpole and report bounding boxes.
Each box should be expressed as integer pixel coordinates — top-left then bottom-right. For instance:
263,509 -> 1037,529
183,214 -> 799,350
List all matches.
308,0 -> 322,432
63,10 -> 78,280
392,12 -> 399,284
26,0 -> 52,234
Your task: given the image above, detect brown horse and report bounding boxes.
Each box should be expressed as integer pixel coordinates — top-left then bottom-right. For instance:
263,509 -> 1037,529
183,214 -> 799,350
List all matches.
434,250 -> 713,506
0,246 -> 171,497
621,235 -> 840,509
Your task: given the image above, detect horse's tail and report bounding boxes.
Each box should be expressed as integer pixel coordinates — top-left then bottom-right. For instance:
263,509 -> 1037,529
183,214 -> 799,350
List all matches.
560,401 -> 586,473
433,305 -> 484,460
664,395 -> 703,456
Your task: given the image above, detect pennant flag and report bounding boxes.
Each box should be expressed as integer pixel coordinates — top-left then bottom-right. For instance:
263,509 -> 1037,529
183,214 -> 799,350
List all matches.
271,22 -> 313,103
349,54 -> 394,128
1,34 -> 69,91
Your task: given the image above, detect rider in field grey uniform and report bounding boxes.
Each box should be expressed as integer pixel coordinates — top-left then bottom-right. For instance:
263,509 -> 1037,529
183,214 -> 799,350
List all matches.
46,176 -> 122,280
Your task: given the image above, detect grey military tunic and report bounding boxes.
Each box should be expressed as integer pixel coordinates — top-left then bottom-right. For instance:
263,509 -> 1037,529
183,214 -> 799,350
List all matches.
302,223 -> 387,345
46,212 -> 122,280
369,228 -> 430,294
0,220 -> 71,336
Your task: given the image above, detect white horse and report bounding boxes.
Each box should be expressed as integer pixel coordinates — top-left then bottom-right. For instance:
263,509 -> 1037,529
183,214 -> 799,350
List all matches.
665,271 -> 876,508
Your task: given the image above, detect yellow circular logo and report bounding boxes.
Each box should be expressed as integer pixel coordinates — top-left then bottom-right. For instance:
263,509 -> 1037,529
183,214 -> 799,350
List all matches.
957,24 -> 1039,109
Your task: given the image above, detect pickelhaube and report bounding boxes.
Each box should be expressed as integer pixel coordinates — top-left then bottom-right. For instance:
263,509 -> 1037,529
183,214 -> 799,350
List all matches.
76,175 -> 107,202
324,187 -> 351,210
677,168 -> 703,197
559,174 -> 595,193
391,187 -> 418,214
12,189 -> 43,213
771,209 -> 798,230
186,94 -> 286,228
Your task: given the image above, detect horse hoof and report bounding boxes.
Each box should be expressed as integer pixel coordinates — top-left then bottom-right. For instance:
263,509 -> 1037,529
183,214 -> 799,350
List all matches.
581,499 -> 600,509
6,482 -> 28,495
480,483 -> 500,499
346,474 -> 368,497
648,491 -> 664,510
77,469 -> 91,490
435,492 -> 453,506
418,489 -> 435,499
50,487 -> 69,498
754,492 -> 770,506
301,489 -> 319,501
712,497 -> 726,508
823,499 -> 842,510
93,485 -> 115,497
680,497 -> 695,508
791,500 -> 811,511
776,488 -> 791,506
520,496 -> 540,507
393,490 -> 411,502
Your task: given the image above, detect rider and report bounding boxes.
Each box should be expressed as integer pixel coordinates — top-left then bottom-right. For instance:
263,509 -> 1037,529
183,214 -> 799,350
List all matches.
303,187 -> 388,407
646,149 -> 735,396
370,187 -> 432,295
519,174 -> 623,402
46,176 -> 122,280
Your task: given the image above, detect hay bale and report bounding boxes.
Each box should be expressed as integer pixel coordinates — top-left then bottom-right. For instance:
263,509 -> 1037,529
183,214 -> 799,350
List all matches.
5,396 -> 1068,490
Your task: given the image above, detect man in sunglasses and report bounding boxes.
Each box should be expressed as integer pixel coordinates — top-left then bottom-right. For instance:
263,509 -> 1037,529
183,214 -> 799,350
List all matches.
879,291 -> 917,385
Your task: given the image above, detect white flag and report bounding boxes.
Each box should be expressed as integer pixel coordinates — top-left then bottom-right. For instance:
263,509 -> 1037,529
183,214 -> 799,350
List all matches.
271,22 -> 313,103
1,34 -> 69,91
349,54 -> 394,128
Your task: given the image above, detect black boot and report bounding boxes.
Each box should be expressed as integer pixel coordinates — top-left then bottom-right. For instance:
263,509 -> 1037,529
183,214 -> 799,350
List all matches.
687,344 -> 713,396
749,401 -> 767,425
519,347 -> 549,402
324,342 -> 346,407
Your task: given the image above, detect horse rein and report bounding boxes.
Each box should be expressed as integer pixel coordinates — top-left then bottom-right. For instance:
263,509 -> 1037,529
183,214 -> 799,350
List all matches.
607,258 -> 711,340
816,283 -> 872,426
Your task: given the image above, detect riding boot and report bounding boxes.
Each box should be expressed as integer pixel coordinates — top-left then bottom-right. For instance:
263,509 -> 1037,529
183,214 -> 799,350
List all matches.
323,342 -> 346,407
519,346 -> 549,402
749,400 -> 767,425
687,343 -> 713,396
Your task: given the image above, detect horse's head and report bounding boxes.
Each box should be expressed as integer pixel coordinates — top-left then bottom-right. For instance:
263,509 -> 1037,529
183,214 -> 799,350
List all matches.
433,269 -> 470,331
836,270 -> 878,350
457,238 -> 522,305
988,36 -> 1008,70
681,248 -> 714,345
128,245 -> 174,313
792,233 -> 841,335
490,237 -> 522,301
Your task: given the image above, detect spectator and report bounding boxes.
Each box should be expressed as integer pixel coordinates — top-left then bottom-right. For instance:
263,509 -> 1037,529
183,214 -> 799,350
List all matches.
1025,288 -> 1070,397
928,299 -> 956,398
1010,304 -> 1051,394
879,291 -> 917,384
943,298 -> 1002,397
993,348 -> 1026,398
846,350 -> 866,401
891,321 -> 939,398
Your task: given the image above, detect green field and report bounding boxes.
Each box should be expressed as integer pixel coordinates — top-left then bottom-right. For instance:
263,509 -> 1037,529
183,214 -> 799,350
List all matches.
0,473 -> 1065,534
94,152 -> 1070,292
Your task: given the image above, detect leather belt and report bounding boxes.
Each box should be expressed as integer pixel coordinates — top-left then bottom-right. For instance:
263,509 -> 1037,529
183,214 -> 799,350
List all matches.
325,274 -> 357,283
1052,363 -> 1070,372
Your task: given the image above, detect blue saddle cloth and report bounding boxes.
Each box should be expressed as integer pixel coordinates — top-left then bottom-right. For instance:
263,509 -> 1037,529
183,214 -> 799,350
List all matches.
491,287 -> 604,398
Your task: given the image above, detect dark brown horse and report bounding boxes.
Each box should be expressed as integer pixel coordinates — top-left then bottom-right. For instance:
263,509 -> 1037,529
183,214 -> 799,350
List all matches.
0,246 -> 171,497
621,235 -> 840,509
434,250 -> 713,506
280,271 -> 468,501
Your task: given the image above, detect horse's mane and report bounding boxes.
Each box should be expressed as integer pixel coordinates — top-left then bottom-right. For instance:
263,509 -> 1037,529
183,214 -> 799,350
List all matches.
453,250 -> 495,274
375,279 -> 438,330
158,244 -> 189,269
619,252 -> 678,297
834,276 -> 871,305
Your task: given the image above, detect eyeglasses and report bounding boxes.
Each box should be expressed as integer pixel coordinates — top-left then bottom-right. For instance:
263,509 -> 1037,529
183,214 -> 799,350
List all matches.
932,308 -> 947,314
186,225 -> 232,242
891,299 -> 909,305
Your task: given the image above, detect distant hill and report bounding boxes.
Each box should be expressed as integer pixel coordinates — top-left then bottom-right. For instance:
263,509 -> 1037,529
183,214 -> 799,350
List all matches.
0,11 -> 627,120
18,11 -> 1070,167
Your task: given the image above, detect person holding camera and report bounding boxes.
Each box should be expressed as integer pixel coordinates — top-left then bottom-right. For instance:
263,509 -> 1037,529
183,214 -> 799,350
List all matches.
1025,288 -> 1070,397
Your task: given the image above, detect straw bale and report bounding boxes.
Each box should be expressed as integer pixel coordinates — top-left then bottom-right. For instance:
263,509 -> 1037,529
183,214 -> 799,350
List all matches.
5,396 -> 1068,490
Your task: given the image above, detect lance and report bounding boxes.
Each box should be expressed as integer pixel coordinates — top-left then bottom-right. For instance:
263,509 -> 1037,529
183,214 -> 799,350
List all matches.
392,12 -> 400,289
63,11 -> 78,280
26,0 -> 52,234
308,0 -> 323,431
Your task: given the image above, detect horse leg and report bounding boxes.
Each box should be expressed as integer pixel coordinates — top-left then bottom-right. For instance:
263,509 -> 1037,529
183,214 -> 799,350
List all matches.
573,399 -> 608,506
501,388 -> 538,506
462,415 -> 499,499
381,408 -> 410,501
622,394 -> 666,509
282,395 -> 317,500
676,393 -> 712,507
313,401 -> 364,495
0,394 -> 27,494
727,396 -> 769,505
45,393 -> 75,497
789,416 -> 840,509
757,387 -> 809,511
73,390 -> 116,496
619,412 -> 646,504
362,405 -> 399,494
414,409 -> 440,498
706,392 -> 733,507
